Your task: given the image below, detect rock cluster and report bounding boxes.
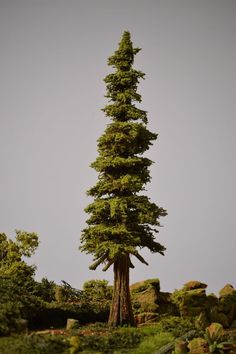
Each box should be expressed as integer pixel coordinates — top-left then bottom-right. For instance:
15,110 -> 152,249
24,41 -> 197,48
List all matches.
130,279 -> 236,328
130,278 -> 178,324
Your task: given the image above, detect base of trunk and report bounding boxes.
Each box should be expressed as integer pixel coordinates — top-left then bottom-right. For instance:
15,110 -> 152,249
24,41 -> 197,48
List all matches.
108,254 -> 135,327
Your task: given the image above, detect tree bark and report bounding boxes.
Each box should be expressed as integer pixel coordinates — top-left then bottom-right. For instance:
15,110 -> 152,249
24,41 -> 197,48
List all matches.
108,253 -> 135,327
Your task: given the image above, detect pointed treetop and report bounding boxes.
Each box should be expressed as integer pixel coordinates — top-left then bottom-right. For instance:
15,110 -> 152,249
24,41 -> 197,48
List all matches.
108,31 -> 141,70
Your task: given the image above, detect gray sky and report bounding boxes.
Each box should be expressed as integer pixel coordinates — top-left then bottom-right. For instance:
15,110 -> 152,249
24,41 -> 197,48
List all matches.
1,0 -> 236,295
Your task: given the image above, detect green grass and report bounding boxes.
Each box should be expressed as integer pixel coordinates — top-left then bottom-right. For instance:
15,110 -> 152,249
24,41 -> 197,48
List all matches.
0,318 -> 194,354
0,327 -> 170,354
0,334 -> 69,354
130,331 -> 174,354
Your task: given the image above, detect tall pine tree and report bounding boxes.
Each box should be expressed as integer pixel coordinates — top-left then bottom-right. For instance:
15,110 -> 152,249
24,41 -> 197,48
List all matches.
80,31 -> 167,326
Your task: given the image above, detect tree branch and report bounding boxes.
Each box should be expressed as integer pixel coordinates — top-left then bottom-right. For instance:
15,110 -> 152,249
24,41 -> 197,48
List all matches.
132,251 -> 149,266
102,259 -> 114,272
129,259 -> 135,268
89,252 -> 109,270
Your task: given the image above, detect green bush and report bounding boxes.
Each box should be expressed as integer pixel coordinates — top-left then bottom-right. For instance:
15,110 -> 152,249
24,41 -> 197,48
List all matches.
0,302 -> 22,336
0,334 -> 69,354
33,278 -> 56,302
70,326 -> 142,352
108,327 -> 142,349
0,232 -> 45,336
0,275 -> 40,336
155,316 -> 195,337
131,331 -> 174,354
83,280 -> 112,302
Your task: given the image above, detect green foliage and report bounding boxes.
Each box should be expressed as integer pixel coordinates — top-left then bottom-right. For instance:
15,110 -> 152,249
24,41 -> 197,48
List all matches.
71,325 -> 161,353
131,331 -> 174,354
83,279 -> 112,303
33,278 -> 56,302
204,322 -> 233,353
68,321 -> 194,353
0,230 -> 38,279
80,30 -> 166,272
55,281 -> 83,303
0,231 -> 40,335
108,327 -> 142,349
0,299 -> 21,336
67,326 -> 143,353
14,230 -> 39,258
0,334 -> 69,354
155,316 -> 196,338
181,322 -> 236,354
171,287 -> 209,318
68,323 -> 177,353
0,275 -> 41,335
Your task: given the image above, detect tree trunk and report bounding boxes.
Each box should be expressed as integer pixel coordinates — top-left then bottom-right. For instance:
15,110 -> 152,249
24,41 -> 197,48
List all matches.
108,254 -> 135,327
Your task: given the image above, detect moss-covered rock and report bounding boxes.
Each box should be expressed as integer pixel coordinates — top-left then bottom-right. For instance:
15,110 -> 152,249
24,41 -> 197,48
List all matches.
207,293 -> 218,306
174,339 -> 188,354
131,279 -> 160,313
219,284 -> 236,298
183,281 -> 207,291
157,292 -> 179,316
219,293 -> 236,310
131,279 -> 236,327
188,338 -> 209,353
172,285 -> 209,317
213,308 -> 236,328
131,279 -> 177,318
209,306 -> 230,328
130,278 -> 160,293
217,284 -> 236,327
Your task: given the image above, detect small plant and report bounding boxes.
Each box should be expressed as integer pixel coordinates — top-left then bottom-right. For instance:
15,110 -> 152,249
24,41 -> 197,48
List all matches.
204,322 -> 236,354
205,323 -> 224,345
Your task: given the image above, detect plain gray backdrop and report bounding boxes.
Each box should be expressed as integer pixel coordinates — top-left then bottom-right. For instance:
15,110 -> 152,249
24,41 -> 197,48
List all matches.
1,0 -> 236,294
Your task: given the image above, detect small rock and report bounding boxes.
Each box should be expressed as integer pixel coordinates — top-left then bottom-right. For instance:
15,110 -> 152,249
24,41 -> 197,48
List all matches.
175,339 -> 188,354
183,281 -> 207,291
66,318 -> 79,331
188,338 -> 209,354
219,284 -> 235,298
15,319 -> 28,334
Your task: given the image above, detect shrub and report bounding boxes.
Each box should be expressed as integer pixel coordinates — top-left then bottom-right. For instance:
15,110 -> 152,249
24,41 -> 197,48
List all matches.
33,278 -> 56,302
83,280 -> 112,301
131,331 -> 174,354
155,316 -> 196,337
0,301 -> 22,336
0,334 -> 69,354
108,327 -> 142,349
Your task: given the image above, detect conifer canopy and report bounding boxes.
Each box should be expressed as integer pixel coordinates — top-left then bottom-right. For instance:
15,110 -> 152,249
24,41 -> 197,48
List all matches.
80,31 -> 167,273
